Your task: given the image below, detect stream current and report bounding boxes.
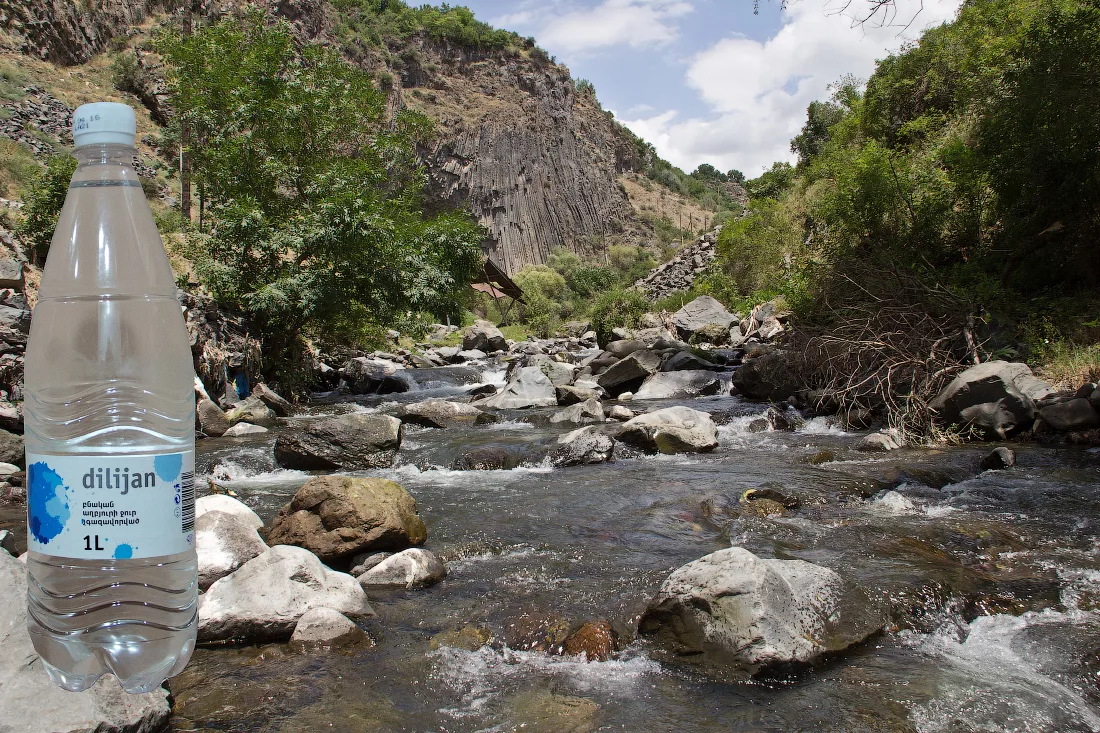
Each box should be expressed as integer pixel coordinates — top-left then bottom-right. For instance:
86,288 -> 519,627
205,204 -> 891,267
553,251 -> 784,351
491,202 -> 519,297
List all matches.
167,361 -> 1100,733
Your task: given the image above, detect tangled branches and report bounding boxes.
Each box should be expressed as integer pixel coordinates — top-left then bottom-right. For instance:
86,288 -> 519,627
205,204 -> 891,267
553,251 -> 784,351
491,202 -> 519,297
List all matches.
789,260 -> 982,442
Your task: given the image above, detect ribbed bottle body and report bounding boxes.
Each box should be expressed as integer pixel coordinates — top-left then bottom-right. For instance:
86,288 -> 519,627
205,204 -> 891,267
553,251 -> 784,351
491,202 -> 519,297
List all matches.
24,144 -> 197,694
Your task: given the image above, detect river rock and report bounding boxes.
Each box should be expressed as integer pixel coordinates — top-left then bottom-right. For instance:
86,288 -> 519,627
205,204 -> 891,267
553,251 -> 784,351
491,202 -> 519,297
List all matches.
223,422 -> 268,437
1039,398 -> 1100,432
0,553 -> 171,731
605,339 -> 647,358
662,351 -> 716,372
980,446 -> 1016,471
356,548 -> 446,589
607,405 -> 634,421
550,398 -> 604,425
456,348 -> 487,362
672,296 -> 737,340
556,385 -> 600,405
251,382 -> 292,417
196,494 -> 263,529
562,620 -> 619,662
597,350 -> 662,396
0,429 -> 22,467
463,320 -> 508,353
634,370 -> 721,400
730,352 -> 798,402
451,446 -> 521,471
930,361 -> 1054,437
267,475 -> 427,562
398,400 -> 492,429
523,353 -> 575,387
290,607 -> 368,644
856,431 -> 903,452
224,395 -> 276,427
197,397 -> 230,437
344,357 -> 398,394
639,547 -> 882,674
618,406 -> 718,454
474,367 -> 557,409
198,545 -> 374,643
195,510 -> 268,591
274,413 -> 403,470
550,426 -> 615,467
1090,388 -> 1100,409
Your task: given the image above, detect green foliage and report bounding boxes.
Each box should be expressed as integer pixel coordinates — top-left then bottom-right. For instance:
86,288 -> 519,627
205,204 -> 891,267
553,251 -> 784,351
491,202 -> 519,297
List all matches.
607,244 -> 655,285
331,0 -> 523,51
110,50 -> 144,95
513,264 -> 567,301
790,100 -> 847,167
158,10 -> 484,388
743,162 -> 795,200
712,199 -> 800,298
587,288 -> 650,347
574,78 -> 595,96
19,153 -> 76,263
0,138 -> 40,198
0,60 -> 28,103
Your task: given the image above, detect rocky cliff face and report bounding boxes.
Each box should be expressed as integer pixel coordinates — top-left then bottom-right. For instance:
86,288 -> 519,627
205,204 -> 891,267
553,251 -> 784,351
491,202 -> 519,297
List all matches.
395,41 -> 646,273
0,0 -> 173,64
2,0 -> 657,274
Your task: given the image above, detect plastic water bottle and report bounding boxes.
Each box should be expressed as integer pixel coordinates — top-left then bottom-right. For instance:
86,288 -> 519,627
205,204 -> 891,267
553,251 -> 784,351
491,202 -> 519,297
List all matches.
24,102 -> 197,693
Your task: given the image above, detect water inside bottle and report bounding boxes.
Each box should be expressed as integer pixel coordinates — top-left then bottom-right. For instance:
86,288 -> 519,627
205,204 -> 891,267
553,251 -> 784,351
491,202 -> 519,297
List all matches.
24,142 -> 197,694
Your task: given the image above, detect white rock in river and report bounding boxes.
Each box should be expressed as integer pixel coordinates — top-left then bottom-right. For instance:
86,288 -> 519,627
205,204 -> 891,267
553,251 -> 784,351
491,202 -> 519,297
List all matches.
195,510 -> 269,591
196,494 -> 264,529
633,370 -> 721,400
617,406 -> 718,453
473,366 -> 557,409
198,545 -> 374,643
0,552 -> 170,733
223,421 -> 269,437
356,548 -> 446,589
639,547 -> 883,674
290,607 -> 368,644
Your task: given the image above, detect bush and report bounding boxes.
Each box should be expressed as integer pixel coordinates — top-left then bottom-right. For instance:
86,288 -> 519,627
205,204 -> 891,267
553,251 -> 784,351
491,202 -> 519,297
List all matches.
110,50 -> 145,95
587,288 -> 650,347
0,138 -> 40,198
19,153 -> 77,264
711,198 -> 800,298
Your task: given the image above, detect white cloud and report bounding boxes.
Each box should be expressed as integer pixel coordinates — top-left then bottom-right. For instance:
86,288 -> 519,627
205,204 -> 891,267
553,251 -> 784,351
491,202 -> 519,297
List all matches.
617,0 -> 963,175
497,0 -> 695,53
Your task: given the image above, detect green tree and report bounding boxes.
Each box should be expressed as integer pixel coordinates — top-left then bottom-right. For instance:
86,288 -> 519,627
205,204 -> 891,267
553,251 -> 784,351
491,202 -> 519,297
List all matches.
158,11 -> 484,385
744,161 -> 795,200
790,100 -> 847,167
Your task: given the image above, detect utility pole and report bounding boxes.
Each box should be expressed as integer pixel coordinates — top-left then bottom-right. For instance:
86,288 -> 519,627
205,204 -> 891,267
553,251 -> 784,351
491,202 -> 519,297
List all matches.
179,0 -> 192,221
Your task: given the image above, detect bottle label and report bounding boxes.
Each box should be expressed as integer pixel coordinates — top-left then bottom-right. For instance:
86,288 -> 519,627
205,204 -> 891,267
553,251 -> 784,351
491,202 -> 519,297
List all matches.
26,451 -> 195,560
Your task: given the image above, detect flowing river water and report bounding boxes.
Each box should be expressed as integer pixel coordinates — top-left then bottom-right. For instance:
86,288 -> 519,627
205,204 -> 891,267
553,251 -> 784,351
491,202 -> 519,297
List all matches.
157,360 -> 1100,732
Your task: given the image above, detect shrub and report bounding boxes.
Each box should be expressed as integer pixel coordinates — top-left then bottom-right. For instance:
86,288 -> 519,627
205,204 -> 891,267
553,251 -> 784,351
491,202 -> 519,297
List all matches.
587,288 -> 650,347
0,138 -> 41,198
19,153 -> 77,264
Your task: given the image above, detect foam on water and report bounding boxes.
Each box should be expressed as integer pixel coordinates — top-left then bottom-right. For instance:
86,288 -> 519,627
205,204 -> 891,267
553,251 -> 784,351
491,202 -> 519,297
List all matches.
387,458 -> 555,482
905,610 -> 1100,732
429,645 -> 662,719
799,416 -> 849,435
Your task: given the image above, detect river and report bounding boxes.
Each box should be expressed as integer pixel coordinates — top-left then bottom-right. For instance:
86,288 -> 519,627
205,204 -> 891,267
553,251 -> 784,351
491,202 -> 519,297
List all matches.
167,361 -> 1100,733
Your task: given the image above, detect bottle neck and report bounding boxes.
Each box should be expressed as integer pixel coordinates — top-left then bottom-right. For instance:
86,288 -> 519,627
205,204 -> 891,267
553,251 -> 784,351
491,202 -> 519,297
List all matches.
73,143 -> 138,168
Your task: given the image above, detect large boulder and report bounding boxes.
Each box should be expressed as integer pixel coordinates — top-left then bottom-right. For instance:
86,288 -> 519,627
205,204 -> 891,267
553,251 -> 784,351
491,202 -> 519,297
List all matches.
290,607 -> 368,644
672,296 -> 737,340
463,320 -> 508,353
597,350 -> 662,397
196,494 -> 263,529
1039,398 -> 1100,432
198,545 -> 374,643
549,398 -> 605,425
274,413 -> 403,470
196,397 -> 230,437
0,552 -> 171,732
661,351 -> 716,372
451,446 -> 522,471
251,382 -> 292,417
634,370 -> 721,400
195,510 -> 268,591
398,400 -> 493,429
556,385 -> 601,405
223,395 -> 276,427
730,352 -> 798,402
343,357 -> 404,394
0,429 -> 22,466
549,426 -> 615,467
267,475 -> 427,562
930,361 -> 1055,438
522,353 -> 575,387
474,367 -> 557,409
639,548 -> 883,674
618,406 -> 718,454
605,339 -> 647,358
356,548 -> 446,589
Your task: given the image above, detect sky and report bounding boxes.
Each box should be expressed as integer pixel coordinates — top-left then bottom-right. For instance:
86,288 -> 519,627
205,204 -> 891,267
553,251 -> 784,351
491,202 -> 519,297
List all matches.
455,0 -> 964,176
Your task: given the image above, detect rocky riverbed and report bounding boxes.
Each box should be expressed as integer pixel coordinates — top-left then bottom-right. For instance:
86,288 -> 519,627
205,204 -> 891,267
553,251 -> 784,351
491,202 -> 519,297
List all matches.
3,306 -> 1100,733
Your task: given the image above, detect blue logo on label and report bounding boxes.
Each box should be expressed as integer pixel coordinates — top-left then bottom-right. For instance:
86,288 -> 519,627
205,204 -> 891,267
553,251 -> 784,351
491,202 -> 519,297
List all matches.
113,544 -> 133,559
154,454 -> 182,482
28,462 -> 69,544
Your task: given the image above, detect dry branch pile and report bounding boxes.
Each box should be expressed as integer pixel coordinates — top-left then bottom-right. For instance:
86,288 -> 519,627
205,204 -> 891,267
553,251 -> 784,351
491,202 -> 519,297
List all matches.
789,261 -> 982,441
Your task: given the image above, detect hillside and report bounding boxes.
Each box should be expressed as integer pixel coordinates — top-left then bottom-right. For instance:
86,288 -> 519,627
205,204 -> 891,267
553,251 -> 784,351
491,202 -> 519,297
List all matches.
0,0 -> 739,274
